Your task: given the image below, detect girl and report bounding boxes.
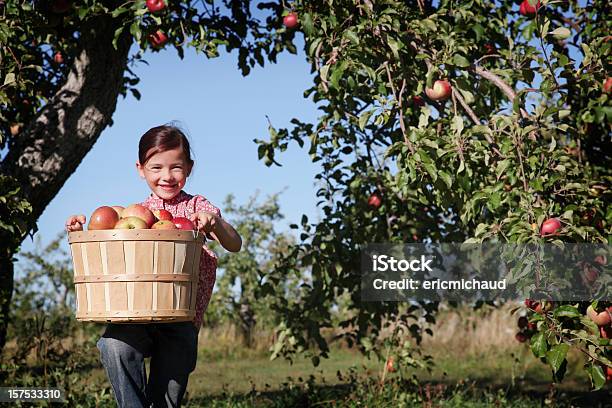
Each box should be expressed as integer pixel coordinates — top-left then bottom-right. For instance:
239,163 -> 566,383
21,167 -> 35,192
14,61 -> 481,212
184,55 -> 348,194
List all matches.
65,125 -> 241,407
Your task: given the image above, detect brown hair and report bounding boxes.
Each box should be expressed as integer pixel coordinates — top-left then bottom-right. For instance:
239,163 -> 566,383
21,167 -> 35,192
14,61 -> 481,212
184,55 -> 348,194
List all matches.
138,125 -> 194,166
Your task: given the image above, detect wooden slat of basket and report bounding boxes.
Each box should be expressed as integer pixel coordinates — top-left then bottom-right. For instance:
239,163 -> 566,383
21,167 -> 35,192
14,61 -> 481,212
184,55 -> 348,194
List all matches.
157,241 -> 175,311
124,241 -> 135,313
173,242 -> 187,309
73,274 -> 193,283
134,241 -> 154,311
106,241 -> 127,312
68,229 -> 204,243
77,309 -> 193,319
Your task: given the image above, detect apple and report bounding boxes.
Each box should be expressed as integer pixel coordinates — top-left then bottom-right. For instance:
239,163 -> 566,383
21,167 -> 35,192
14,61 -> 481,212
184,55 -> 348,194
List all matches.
606,366 -> 612,381
148,30 -> 168,48
594,255 -> 607,266
146,0 -> 165,12
153,209 -> 173,221
385,357 -> 396,373
518,316 -> 528,329
519,0 -> 540,17
173,217 -> 195,230
587,305 -> 612,327
367,193 -> 382,209
53,52 -> 64,64
10,123 -> 21,136
527,322 -> 537,331
114,217 -> 148,230
51,0 -> 71,13
484,43 -> 496,55
425,80 -> 452,101
600,325 -> 612,340
540,218 -> 561,237
604,78 -> 612,93
283,12 -> 298,29
582,264 -> 599,284
122,204 -> 156,227
411,96 -> 425,107
152,220 -> 178,230
515,332 -> 528,343
111,206 -> 124,218
88,206 -> 120,230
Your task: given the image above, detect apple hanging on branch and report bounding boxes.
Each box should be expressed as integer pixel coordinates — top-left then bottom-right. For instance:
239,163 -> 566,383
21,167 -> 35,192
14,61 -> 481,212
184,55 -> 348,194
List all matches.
519,0 -> 541,17
425,80 -> 451,101
367,192 -> 382,209
53,52 -> 64,64
146,0 -> 166,13
148,30 -> 168,48
283,12 -> 299,29
540,218 -> 561,237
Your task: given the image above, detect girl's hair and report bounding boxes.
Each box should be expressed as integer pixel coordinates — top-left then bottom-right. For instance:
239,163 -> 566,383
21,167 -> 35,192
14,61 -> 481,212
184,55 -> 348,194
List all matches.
139,125 -> 194,166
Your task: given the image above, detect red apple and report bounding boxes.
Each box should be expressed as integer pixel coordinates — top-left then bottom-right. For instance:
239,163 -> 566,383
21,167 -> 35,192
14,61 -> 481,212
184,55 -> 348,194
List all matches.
152,220 -> 178,230
484,43 -> 496,55
604,78 -> 612,93
385,357 -> 396,373
515,332 -> 528,343
594,255 -> 607,266
88,206 -> 120,230
425,80 -> 452,101
582,264 -> 599,284
146,0 -> 165,12
173,217 -> 195,230
53,52 -> 64,64
153,209 -> 173,221
111,206 -> 124,218
587,305 -> 612,327
540,218 -> 561,237
114,216 -> 148,230
411,96 -> 425,107
51,0 -> 71,13
283,12 -> 298,29
122,204 -> 156,227
600,325 -> 612,339
606,366 -> 612,381
519,0 -> 540,17
368,193 -> 382,209
148,30 -> 168,48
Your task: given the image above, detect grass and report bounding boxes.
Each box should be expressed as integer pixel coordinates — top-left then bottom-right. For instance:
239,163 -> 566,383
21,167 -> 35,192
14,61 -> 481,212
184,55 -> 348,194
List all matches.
6,303 -> 612,406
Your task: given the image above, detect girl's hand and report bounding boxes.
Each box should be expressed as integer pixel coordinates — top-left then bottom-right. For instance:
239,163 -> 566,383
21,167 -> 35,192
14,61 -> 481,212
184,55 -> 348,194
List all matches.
65,215 -> 86,232
189,211 -> 219,234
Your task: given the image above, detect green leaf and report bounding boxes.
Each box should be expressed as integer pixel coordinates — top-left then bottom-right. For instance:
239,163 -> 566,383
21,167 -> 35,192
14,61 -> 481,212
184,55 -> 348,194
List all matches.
438,171 -> 452,188
530,332 -> 547,358
302,13 -> 314,36
343,30 -> 360,45
452,54 -> 470,68
359,110 -> 373,131
3,73 -> 15,86
549,27 -> 571,40
553,305 -> 581,318
546,343 -> 569,373
587,364 -> 606,390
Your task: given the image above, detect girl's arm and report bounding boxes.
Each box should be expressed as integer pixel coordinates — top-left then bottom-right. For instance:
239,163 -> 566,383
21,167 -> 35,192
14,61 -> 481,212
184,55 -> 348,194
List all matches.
189,212 -> 242,252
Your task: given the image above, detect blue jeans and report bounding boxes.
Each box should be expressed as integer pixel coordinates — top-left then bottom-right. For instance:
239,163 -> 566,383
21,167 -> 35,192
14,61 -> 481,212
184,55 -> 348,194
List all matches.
96,322 -> 199,408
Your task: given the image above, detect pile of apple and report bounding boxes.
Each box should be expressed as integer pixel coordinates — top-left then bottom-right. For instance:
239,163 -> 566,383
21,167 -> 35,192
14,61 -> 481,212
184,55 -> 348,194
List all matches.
87,204 -> 195,231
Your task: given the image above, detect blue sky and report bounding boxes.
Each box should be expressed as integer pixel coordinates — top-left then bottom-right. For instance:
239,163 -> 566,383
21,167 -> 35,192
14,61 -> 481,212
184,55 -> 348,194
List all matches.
17,38 -> 322,260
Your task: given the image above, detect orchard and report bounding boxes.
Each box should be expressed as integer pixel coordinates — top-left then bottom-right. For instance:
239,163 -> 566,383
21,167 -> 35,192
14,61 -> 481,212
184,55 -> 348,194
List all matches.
0,0 -> 610,400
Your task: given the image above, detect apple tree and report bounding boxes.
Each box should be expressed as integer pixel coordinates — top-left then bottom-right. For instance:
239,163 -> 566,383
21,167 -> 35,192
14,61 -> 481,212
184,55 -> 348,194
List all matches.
0,0 -> 301,353
255,0 -> 611,387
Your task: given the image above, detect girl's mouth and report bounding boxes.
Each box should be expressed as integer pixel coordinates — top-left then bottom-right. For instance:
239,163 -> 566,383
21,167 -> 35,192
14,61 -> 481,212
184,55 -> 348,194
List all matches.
159,185 -> 176,191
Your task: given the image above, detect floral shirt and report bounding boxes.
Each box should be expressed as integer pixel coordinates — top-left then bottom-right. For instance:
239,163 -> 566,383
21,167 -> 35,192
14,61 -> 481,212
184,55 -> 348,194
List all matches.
141,190 -> 219,328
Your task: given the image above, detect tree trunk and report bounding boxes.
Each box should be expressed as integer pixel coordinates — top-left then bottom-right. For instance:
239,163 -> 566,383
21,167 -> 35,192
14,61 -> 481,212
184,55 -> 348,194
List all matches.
0,15 -> 133,355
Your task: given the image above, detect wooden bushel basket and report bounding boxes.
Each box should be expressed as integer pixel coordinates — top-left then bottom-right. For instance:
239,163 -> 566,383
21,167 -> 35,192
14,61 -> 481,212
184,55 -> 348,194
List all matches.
68,230 -> 204,323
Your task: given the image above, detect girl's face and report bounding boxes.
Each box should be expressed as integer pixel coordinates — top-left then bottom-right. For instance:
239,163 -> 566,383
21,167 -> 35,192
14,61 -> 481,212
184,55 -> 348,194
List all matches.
136,147 -> 193,200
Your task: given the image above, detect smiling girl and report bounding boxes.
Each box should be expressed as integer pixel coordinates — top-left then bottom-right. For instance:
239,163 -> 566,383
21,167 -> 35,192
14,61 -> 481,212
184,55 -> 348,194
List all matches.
65,124 -> 241,407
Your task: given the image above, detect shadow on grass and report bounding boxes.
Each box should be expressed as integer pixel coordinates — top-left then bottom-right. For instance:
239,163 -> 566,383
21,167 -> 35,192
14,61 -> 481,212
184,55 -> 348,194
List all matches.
184,376 -> 612,408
